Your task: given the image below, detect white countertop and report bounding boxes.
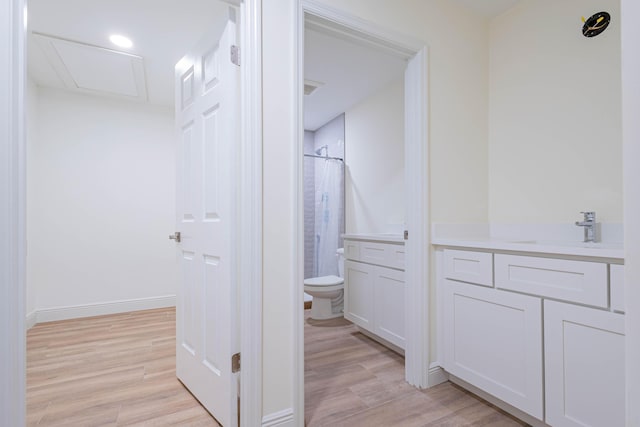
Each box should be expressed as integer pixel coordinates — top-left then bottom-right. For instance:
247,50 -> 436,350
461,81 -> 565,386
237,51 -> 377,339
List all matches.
342,233 -> 405,244
431,237 -> 624,260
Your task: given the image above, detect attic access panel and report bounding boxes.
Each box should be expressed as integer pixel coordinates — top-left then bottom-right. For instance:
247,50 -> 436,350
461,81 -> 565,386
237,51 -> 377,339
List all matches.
33,33 -> 148,101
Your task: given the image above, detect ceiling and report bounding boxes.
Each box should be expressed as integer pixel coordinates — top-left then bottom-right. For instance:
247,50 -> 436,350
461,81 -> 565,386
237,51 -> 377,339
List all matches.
28,1 -> 510,128
304,28 -> 406,131
27,0 -> 406,131
27,0 -> 228,107
450,0 -> 522,18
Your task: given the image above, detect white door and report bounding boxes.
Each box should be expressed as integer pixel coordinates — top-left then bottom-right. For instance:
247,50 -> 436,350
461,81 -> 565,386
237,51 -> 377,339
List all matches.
374,266 -> 405,349
343,260 -> 374,329
174,6 -> 239,426
443,280 -> 544,420
544,300 -> 625,427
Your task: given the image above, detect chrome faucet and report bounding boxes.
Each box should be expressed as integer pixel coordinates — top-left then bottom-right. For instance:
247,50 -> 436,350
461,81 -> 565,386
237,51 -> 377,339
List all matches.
575,211 -> 597,242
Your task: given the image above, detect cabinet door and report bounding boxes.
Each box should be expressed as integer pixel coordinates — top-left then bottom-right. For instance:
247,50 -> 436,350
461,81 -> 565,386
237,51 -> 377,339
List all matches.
444,280 -> 543,420
374,267 -> 405,349
343,260 -> 374,330
545,300 -> 625,427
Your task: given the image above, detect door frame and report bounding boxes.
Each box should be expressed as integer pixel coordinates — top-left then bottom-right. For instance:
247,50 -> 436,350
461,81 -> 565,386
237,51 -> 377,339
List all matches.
1,0 -> 27,425
0,0 -> 264,425
621,1 -> 640,424
237,0 -> 263,426
294,3 -> 432,422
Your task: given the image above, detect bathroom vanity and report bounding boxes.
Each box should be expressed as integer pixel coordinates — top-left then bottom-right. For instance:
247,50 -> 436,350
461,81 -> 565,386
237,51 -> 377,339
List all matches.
433,236 -> 625,427
342,234 -> 406,350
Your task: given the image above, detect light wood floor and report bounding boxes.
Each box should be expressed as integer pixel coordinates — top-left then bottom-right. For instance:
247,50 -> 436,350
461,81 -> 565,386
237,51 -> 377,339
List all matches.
27,307 -> 527,426
304,312 -> 528,426
27,308 -> 220,426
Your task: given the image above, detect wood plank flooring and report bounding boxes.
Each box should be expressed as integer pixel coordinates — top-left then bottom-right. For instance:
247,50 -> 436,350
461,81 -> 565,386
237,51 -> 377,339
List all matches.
27,308 -> 220,426
304,312 -> 528,426
27,307 -> 527,426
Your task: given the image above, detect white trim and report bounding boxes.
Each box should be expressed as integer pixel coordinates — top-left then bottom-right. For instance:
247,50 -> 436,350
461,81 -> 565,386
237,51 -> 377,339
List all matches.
26,311 -> 37,330
29,295 -> 176,324
435,249 -> 445,369
293,2 -> 305,427
295,4 -> 432,424
0,0 -> 26,425
238,1 -> 263,426
302,0 -> 422,59
428,363 -> 448,387
622,1 -> 640,425
403,47 -> 430,388
261,408 -> 295,427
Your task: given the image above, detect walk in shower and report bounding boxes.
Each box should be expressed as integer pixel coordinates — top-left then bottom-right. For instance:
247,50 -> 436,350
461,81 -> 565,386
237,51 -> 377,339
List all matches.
303,114 -> 345,279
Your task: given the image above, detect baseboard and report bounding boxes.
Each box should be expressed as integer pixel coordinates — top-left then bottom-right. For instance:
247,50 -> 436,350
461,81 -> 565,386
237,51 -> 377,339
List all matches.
25,310 -> 37,330
32,295 -> 176,324
427,363 -> 448,387
262,408 -> 294,427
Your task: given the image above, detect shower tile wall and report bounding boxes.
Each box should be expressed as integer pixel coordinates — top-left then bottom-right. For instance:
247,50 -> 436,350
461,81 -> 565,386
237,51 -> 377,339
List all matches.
304,114 -> 345,279
304,131 -> 316,279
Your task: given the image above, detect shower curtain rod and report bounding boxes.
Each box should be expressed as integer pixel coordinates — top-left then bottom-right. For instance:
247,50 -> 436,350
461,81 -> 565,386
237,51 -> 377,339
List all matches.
303,153 -> 344,162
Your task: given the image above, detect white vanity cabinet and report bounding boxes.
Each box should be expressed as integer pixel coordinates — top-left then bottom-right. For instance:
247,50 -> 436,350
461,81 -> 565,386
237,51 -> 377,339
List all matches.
544,300 -> 625,427
343,237 -> 405,350
443,280 -> 544,419
439,247 -> 625,426
344,260 -> 374,330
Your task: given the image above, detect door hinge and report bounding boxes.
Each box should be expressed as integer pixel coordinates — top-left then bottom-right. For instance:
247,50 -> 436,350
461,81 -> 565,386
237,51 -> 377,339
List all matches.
230,45 -> 240,66
404,230 -> 409,240
232,352 -> 240,373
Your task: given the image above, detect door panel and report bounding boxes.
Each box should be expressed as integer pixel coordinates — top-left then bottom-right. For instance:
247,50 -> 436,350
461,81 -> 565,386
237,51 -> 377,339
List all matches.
544,300 -> 625,427
444,280 -> 543,420
344,260 -> 374,329
174,6 -> 239,426
374,267 -> 405,348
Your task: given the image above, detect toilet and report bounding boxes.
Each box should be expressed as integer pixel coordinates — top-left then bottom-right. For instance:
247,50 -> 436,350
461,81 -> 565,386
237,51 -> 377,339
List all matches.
304,248 -> 345,320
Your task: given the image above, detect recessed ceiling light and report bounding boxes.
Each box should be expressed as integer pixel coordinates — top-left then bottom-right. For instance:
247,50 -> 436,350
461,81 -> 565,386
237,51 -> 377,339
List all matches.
109,34 -> 133,49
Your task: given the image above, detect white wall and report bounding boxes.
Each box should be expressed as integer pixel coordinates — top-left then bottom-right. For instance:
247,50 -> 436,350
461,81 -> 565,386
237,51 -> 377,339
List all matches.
488,0 -> 622,223
27,88 -> 178,317
621,0 -> 640,424
25,78 -> 38,319
345,78 -> 404,234
262,0 -> 297,421
313,0 -> 490,224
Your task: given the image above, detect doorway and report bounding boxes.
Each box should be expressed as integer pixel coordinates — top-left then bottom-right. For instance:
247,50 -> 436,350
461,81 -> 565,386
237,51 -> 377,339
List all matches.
22,1 -> 253,425
297,3 -> 431,423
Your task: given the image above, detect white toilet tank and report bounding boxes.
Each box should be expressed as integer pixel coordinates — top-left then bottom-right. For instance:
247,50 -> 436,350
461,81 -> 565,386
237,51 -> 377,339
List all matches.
336,248 -> 345,278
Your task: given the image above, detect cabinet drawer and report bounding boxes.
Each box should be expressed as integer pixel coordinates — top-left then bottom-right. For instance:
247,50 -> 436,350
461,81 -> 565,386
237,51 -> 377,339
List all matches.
443,249 -> 493,287
495,255 -> 607,308
344,240 -> 360,261
610,264 -> 625,313
358,241 -> 405,270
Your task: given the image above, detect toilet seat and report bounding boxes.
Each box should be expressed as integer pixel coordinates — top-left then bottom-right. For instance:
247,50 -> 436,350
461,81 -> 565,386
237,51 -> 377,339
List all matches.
304,275 -> 343,287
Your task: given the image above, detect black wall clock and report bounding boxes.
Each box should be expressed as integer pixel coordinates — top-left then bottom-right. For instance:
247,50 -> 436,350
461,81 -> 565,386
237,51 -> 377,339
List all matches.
582,12 -> 611,37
